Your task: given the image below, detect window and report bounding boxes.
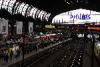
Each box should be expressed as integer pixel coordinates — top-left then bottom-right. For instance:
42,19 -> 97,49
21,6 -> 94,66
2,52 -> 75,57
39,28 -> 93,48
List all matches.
35,10 -> 41,18
18,3 -> 25,14
25,6 -> 32,17
7,0 -> 16,14
2,0 -> 10,9
8,0 -> 16,7
45,13 -> 51,21
38,11 -> 46,20
13,2 -> 20,14
29,7 -> 35,17
21,4 -> 29,16
32,8 -> 38,18
14,3 -> 21,14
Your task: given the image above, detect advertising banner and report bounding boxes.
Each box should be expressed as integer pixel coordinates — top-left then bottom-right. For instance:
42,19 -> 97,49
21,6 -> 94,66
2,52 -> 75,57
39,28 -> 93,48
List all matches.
0,18 -> 8,34
16,21 -> 23,34
28,22 -> 33,33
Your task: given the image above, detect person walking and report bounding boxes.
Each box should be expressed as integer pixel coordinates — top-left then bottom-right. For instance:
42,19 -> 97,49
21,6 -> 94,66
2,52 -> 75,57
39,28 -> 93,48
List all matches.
3,50 -> 9,63
9,48 -> 13,60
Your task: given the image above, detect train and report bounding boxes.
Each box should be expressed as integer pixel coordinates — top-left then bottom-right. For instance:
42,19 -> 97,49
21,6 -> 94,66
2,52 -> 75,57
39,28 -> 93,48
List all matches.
34,33 -> 61,42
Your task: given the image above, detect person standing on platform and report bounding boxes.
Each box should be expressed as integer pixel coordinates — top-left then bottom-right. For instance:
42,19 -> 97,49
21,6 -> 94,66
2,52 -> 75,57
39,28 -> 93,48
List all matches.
36,40 -> 40,51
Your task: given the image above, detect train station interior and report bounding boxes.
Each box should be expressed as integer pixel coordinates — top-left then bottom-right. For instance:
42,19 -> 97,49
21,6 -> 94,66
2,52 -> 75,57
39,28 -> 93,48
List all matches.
0,0 -> 100,67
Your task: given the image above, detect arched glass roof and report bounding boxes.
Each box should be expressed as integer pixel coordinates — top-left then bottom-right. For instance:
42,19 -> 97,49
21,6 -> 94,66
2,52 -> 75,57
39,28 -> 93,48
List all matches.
52,8 -> 100,24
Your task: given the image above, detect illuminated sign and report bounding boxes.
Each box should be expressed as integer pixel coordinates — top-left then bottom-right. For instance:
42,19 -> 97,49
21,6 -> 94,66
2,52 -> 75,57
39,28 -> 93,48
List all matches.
70,14 -> 91,20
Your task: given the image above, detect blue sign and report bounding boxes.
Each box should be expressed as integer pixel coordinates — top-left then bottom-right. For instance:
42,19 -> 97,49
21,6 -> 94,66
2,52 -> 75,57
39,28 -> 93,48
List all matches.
70,14 -> 91,20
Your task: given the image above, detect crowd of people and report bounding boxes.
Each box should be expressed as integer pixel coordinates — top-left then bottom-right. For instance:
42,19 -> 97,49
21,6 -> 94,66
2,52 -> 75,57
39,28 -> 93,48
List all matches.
0,32 -> 64,64
0,34 -> 34,64
0,38 -> 22,64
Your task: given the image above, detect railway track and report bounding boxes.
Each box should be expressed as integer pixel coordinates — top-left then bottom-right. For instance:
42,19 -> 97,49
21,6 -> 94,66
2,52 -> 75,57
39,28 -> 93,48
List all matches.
27,42 -> 67,67
25,38 -> 87,67
49,38 -> 86,67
